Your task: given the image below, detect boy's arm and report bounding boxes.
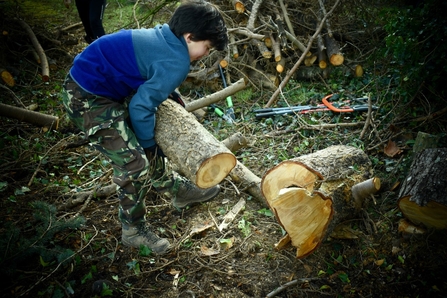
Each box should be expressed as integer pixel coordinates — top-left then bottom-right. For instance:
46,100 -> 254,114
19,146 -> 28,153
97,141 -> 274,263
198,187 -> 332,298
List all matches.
128,62 -> 187,149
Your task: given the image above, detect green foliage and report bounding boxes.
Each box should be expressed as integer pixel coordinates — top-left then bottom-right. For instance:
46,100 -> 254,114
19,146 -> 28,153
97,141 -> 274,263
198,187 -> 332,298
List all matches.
238,217 -> 251,237
0,201 -> 85,277
257,208 -> 274,217
377,0 -> 447,100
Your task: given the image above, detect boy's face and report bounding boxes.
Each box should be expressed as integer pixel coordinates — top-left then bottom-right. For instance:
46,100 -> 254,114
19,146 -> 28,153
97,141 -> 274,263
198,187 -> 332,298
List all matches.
184,33 -> 213,62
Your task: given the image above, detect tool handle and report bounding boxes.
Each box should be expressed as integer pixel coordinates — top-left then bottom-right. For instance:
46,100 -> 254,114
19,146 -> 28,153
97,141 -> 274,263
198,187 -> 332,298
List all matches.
322,94 -> 354,113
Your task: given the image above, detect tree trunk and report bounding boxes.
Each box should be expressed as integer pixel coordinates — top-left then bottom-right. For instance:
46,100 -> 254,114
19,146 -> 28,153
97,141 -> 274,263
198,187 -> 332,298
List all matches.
261,145 -> 372,258
398,148 -> 447,229
155,99 -> 236,189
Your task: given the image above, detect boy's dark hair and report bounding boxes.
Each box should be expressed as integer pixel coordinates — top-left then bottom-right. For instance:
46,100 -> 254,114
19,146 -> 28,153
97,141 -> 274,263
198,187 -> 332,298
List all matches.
168,0 -> 228,51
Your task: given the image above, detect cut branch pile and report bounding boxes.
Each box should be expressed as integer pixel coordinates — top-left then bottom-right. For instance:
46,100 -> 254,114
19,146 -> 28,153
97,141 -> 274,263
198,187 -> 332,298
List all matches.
191,0 -> 353,100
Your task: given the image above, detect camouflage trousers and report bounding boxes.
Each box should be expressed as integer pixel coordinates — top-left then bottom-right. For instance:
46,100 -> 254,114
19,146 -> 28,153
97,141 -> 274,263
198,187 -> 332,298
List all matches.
61,73 -> 178,225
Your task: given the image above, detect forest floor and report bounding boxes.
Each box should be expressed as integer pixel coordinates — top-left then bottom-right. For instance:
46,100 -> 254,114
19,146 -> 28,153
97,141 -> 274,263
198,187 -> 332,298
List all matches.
1,1 -> 447,298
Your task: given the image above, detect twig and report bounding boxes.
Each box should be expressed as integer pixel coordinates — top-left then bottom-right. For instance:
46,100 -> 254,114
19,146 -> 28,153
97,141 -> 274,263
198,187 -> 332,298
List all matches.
72,187 -> 95,219
278,0 -> 295,36
0,84 -> 26,108
359,93 -> 373,139
246,0 -> 264,31
266,277 -> 321,297
224,177 -> 240,195
28,138 -> 66,186
132,0 -> 140,29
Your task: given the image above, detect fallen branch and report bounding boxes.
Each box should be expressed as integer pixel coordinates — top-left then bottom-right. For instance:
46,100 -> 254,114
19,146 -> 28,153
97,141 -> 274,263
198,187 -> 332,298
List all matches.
58,184 -> 116,211
185,78 -> 246,112
16,18 -> 50,81
0,103 -> 59,131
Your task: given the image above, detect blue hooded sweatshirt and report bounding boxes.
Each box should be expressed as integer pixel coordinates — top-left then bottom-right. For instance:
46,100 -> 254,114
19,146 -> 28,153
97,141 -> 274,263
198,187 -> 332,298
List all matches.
69,24 -> 190,148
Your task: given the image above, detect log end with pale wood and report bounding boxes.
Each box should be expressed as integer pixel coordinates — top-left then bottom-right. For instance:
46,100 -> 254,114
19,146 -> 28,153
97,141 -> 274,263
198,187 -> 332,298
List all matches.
261,145 -> 374,258
197,152 -> 237,188
155,99 -> 237,189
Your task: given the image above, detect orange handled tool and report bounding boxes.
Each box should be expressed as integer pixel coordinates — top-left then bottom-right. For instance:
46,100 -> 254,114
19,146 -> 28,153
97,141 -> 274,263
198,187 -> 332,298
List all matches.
322,94 -> 376,112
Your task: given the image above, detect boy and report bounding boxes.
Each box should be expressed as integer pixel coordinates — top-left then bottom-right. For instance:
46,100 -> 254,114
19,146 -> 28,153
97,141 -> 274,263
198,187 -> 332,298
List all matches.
62,0 -> 228,255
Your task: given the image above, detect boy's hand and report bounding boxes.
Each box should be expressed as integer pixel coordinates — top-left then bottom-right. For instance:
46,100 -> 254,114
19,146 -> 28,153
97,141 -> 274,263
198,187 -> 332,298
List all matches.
144,144 -> 166,159
168,91 -> 185,108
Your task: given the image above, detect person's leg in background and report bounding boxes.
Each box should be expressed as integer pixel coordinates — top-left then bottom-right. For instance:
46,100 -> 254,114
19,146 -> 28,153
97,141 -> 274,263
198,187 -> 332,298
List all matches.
75,0 -> 94,43
88,0 -> 106,40
75,0 -> 106,43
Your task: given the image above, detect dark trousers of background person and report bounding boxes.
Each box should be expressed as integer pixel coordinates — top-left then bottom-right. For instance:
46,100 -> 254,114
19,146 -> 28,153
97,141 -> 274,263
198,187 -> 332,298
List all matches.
75,0 -> 106,44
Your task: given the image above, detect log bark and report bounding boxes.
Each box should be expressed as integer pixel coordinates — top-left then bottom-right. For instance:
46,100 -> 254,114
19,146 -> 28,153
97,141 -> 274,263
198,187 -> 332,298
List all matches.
0,103 -> 59,130
397,148 -> 447,229
155,100 -> 236,189
246,0 -> 264,31
261,145 -> 372,258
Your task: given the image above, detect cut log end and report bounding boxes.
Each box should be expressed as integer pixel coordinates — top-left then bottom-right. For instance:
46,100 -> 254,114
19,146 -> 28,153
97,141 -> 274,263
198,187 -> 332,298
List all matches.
272,188 -> 333,258
1,68 -> 15,87
233,0 -> 245,13
196,152 -> 237,188
329,53 -> 344,66
261,161 -> 323,202
319,60 -> 327,69
352,177 -> 381,209
355,65 -> 364,77
398,196 -> 447,229
219,60 -> 228,69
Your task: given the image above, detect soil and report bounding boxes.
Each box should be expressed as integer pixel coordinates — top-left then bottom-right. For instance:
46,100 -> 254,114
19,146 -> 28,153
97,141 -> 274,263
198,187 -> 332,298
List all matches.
1,1 -> 447,298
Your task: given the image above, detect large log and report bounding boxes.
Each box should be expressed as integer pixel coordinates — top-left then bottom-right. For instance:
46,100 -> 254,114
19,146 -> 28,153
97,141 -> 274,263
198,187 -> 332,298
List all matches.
261,145 -> 372,258
397,148 -> 447,229
155,99 -> 236,189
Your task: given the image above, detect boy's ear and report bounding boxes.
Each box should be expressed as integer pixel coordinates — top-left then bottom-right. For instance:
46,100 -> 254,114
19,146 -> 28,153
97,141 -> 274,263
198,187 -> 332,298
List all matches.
184,33 -> 194,43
